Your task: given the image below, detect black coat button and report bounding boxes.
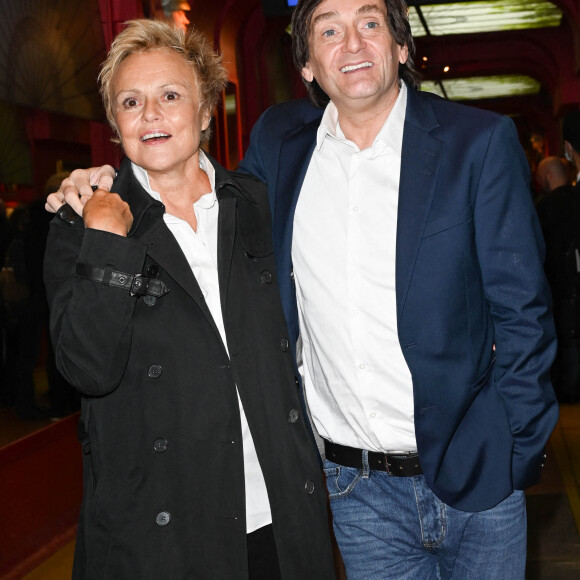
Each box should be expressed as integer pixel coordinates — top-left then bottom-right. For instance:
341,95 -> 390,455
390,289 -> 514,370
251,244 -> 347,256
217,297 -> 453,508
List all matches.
153,438 -> 168,453
280,338 -> 289,352
305,480 -> 315,495
288,409 -> 299,423
261,270 -> 273,284
143,295 -> 156,307
156,511 -> 171,526
148,365 -> 163,379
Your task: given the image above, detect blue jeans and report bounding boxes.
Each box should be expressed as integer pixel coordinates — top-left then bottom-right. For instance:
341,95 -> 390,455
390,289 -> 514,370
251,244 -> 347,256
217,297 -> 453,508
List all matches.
324,452 -> 526,579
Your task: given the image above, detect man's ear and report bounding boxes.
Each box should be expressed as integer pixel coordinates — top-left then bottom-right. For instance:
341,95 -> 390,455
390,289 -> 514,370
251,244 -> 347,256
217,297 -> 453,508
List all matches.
302,64 -> 314,83
399,44 -> 409,65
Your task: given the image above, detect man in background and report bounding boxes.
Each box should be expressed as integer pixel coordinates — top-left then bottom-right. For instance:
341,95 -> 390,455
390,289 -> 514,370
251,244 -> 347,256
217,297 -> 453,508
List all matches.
536,114 -> 580,403
536,155 -> 574,201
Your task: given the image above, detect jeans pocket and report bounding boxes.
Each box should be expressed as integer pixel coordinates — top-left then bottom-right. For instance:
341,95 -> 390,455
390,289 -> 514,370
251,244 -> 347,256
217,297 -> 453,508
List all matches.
324,460 -> 363,500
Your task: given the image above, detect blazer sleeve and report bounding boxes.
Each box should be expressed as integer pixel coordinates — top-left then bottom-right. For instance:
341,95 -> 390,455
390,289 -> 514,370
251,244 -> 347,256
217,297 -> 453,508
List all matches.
44,219 -> 148,396
474,115 -> 558,489
238,107 -> 272,183
238,100 -> 323,185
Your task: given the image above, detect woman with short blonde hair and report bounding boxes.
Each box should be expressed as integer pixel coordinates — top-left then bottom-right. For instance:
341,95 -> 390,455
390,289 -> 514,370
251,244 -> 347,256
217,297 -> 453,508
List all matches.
44,18 -> 336,580
99,18 -> 228,144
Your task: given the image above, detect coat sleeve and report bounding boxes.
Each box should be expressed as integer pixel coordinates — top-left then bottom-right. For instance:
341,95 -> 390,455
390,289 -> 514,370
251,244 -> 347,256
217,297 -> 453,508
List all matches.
44,219 -> 148,396
474,115 -> 558,489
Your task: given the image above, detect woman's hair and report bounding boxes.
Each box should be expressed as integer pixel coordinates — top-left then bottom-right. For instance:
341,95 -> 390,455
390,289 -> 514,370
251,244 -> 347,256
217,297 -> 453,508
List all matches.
99,19 -> 228,144
291,0 -> 420,108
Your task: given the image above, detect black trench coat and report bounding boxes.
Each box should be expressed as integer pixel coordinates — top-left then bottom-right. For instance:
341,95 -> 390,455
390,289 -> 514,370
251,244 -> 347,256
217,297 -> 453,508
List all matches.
44,156 -> 336,580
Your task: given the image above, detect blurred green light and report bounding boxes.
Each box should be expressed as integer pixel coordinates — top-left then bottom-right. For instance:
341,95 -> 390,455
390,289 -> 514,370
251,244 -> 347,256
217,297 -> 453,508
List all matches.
409,0 -> 562,37
421,75 -> 541,100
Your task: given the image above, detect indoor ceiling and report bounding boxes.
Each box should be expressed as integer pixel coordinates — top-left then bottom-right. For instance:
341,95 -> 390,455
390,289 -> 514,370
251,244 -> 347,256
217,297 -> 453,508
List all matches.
408,0 -> 562,36
407,0 -> 565,101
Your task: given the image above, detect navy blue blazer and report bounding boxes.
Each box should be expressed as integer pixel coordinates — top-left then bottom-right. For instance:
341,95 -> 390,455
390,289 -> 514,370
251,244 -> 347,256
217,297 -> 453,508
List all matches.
239,87 -> 559,512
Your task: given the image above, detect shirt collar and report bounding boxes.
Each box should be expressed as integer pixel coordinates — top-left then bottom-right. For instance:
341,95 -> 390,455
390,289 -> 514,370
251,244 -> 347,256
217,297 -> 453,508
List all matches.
316,81 -> 408,156
130,149 -> 217,210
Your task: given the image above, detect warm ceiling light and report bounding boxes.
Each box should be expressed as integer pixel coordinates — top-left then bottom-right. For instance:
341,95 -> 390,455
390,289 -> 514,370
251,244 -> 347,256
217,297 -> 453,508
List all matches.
443,66 -> 450,72
421,75 -> 541,100
409,0 -> 562,37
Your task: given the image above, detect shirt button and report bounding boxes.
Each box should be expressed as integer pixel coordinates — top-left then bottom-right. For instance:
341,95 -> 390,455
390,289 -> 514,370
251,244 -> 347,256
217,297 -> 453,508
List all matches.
370,412 -> 376,419
156,511 -> 171,526
288,409 -> 299,423
305,480 -> 315,495
261,270 -> 273,284
148,365 -> 163,379
352,206 -> 359,212
359,363 -> 366,370
153,438 -> 168,453
280,338 -> 289,352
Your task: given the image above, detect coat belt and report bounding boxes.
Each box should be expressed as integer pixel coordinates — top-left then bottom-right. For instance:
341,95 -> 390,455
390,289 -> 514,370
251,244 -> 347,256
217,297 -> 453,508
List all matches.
76,263 -> 169,298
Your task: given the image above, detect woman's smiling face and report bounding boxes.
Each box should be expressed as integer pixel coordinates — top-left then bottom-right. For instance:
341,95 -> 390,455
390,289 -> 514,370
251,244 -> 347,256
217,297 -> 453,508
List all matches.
112,48 -> 210,178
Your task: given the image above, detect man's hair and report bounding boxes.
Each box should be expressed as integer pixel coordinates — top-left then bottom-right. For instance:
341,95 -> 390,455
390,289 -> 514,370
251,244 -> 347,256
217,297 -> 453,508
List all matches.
99,19 -> 228,145
291,0 -> 420,108
563,111 -> 580,153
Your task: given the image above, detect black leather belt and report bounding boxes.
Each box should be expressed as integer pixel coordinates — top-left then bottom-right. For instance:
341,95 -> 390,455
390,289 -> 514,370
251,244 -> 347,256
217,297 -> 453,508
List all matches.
76,263 -> 169,298
324,440 -> 422,477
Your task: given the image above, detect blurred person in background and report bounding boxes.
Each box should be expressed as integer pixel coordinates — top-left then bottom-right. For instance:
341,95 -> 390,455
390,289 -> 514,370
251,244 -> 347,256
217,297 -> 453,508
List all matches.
536,114 -> 580,403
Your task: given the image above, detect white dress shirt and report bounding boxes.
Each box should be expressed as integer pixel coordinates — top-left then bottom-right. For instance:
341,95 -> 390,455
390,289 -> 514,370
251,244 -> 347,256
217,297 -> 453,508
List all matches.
132,152 -> 271,533
293,82 -> 417,453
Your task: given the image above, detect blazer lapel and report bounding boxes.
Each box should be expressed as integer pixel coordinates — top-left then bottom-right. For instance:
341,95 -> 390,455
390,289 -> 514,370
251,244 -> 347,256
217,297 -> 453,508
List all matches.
274,119 -> 319,271
396,90 -> 443,321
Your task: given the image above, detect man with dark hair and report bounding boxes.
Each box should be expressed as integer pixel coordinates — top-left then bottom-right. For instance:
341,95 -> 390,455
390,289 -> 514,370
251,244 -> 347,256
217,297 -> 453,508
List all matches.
239,1 -> 557,577
47,1 -> 558,577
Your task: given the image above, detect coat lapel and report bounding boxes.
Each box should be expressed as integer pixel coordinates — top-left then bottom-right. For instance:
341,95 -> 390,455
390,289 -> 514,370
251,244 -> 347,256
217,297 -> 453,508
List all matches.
117,163 -> 223,341
216,196 -> 236,320
141,220 -> 222,338
396,90 -> 443,321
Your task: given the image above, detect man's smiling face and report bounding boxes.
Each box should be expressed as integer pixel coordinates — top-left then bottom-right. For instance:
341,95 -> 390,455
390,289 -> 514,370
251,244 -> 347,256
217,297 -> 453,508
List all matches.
301,0 -> 408,114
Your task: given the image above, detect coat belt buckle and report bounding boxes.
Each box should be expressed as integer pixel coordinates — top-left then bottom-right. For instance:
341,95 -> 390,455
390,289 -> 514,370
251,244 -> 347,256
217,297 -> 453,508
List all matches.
130,274 -> 147,297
